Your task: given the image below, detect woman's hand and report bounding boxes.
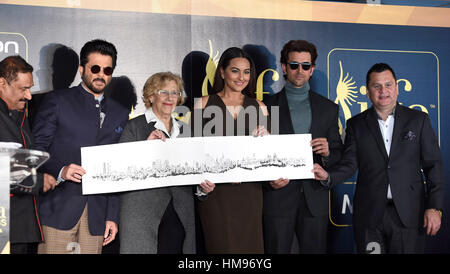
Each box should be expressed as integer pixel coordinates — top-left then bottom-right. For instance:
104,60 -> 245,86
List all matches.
200,180 -> 215,194
252,125 -> 270,137
147,129 -> 167,141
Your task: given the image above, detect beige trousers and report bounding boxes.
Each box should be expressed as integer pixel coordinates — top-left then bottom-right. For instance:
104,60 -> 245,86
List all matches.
38,204 -> 103,254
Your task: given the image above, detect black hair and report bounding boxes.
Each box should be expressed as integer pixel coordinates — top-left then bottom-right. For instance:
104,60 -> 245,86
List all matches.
0,55 -> 33,84
211,47 -> 257,98
280,40 -> 318,66
79,39 -> 117,69
366,63 -> 397,87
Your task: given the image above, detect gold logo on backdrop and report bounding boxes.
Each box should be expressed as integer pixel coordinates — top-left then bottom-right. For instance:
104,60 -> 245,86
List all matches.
0,205 -> 7,254
256,69 -> 279,101
202,40 -> 220,96
129,106 -> 138,120
1,242 -> 9,254
335,61 -> 358,134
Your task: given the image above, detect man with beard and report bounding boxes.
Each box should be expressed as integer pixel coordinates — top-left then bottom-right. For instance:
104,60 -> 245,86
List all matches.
32,40 -> 129,254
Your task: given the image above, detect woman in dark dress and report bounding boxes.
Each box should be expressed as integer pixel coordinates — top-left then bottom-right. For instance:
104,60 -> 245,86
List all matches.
193,47 -> 269,253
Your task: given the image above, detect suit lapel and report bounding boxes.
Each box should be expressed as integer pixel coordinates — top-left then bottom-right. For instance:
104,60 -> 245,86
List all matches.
365,107 -> 389,160
143,120 -> 157,139
389,104 -> 406,157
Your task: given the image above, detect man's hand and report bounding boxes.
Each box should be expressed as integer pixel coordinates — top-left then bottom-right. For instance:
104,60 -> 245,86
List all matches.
61,164 -> 86,183
43,173 -> 57,192
312,163 -> 329,181
311,138 -> 329,157
103,221 -> 118,246
424,209 -> 442,236
270,178 -> 290,189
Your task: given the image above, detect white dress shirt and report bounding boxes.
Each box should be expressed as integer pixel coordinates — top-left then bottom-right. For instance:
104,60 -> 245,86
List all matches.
377,113 -> 394,199
144,107 -> 180,138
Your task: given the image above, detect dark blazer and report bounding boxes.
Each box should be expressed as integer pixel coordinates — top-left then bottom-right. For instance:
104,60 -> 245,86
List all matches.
263,88 -> 342,217
118,115 -> 196,254
0,98 -> 43,243
32,84 -> 129,235
329,104 -> 445,228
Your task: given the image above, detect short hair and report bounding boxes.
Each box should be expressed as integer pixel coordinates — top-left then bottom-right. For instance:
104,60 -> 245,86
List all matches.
79,39 -> 117,69
280,40 -> 318,66
366,63 -> 397,87
0,55 -> 33,84
142,71 -> 185,108
211,47 -> 257,98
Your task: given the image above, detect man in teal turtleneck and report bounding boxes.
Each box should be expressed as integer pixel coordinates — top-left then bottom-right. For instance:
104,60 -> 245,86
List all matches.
263,40 -> 343,253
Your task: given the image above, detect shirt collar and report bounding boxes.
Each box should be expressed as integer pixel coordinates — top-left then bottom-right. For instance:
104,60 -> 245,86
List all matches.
80,82 -> 104,102
0,97 -> 10,114
144,108 -> 180,138
375,106 -> 396,121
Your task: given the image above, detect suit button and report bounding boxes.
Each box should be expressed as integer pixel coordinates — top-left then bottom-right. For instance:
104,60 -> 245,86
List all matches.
387,165 -> 391,169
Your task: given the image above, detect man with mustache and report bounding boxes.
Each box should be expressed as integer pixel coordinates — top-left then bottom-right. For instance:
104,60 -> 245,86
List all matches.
0,55 -> 57,254
32,40 -> 129,254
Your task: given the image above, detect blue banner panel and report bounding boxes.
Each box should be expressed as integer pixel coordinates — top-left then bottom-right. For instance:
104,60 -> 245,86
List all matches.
1,3 -> 449,253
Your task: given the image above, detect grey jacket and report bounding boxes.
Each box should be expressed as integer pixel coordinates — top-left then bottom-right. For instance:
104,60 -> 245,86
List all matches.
118,114 -> 196,254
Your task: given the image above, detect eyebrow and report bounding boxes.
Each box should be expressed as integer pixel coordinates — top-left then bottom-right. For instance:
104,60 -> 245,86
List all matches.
230,66 -> 250,70
22,84 -> 34,89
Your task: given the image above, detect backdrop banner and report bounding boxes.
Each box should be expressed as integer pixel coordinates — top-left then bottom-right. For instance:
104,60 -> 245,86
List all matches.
1,1 -> 448,253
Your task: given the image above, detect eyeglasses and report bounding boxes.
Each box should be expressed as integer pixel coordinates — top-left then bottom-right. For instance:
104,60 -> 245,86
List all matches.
287,62 -> 312,71
157,90 -> 182,97
90,65 -> 114,76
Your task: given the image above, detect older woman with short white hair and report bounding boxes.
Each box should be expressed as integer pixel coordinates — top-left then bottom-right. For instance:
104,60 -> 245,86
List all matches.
118,72 -> 214,254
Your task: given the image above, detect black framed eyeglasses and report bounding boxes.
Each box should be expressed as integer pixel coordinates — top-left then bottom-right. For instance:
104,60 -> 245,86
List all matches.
157,90 -> 182,97
90,65 -> 114,76
287,62 -> 312,71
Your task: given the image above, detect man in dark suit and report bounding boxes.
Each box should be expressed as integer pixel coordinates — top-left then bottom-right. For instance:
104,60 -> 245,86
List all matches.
0,55 -> 57,254
263,40 -> 342,253
313,63 -> 445,253
32,40 -> 129,253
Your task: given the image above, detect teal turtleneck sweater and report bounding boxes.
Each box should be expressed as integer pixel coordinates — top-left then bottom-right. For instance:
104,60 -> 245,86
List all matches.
285,81 -> 311,134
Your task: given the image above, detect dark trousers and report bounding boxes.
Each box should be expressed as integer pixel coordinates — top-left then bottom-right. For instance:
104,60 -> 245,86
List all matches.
157,199 -> 185,254
354,201 -> 425,254
263,192 -> 328,254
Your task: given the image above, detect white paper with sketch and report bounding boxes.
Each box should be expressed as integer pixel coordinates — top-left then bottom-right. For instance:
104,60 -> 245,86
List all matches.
81,134 -> 314,194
